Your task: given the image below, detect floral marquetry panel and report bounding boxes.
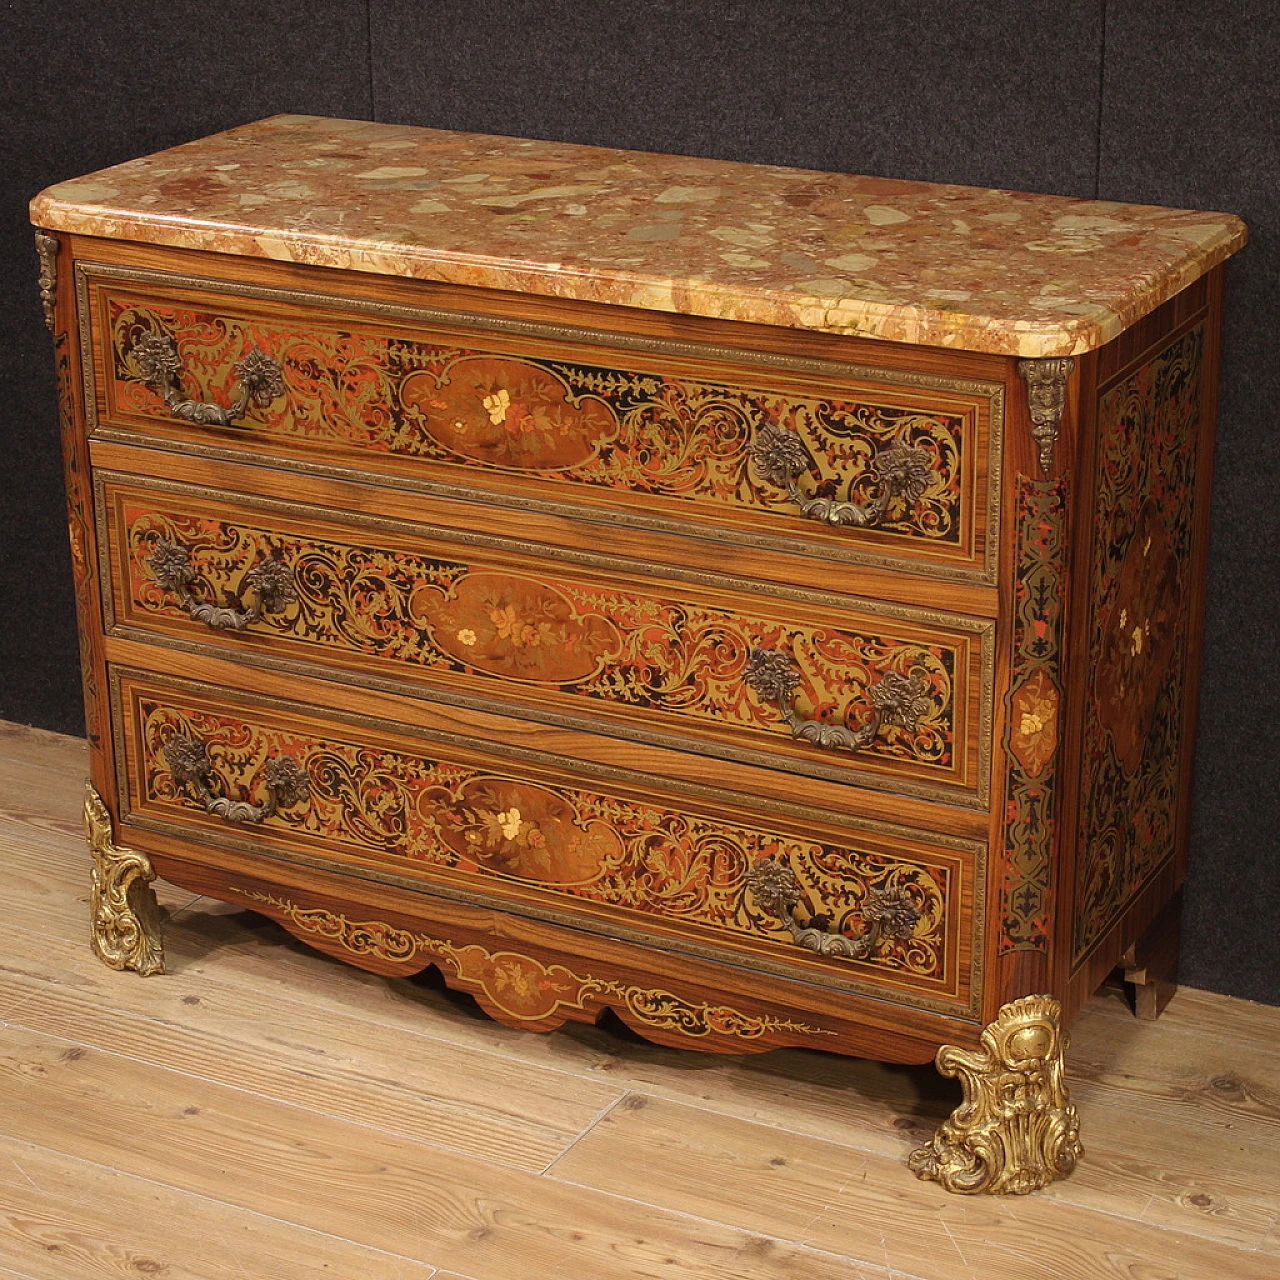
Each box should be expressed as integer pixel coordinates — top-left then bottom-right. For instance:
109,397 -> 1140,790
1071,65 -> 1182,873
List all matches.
83,266 -> 1000,583
1073,323 -> 1206,965
100,475 -> 992,802
113,671 -> 980,1012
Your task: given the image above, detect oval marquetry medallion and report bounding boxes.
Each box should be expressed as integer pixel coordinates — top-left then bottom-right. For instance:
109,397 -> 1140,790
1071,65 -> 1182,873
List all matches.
401,355 -> 619,469
419,571 -> 622,684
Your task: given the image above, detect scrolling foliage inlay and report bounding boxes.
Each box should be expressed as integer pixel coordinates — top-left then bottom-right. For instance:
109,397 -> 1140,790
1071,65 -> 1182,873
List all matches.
108,295 -> 966,544
998,478 -> 1066,954
235,888 -> 834,1041
137,696 -> 953,984
121,499 -> 957,770
1075,324 -> 1204,963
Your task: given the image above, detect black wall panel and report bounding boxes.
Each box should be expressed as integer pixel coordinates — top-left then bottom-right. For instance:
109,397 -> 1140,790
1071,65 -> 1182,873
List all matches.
0,1 -> 371,733
1,2 -> 1275,1003
369,1 -> 1103,195
1098,2 -> 1280,1004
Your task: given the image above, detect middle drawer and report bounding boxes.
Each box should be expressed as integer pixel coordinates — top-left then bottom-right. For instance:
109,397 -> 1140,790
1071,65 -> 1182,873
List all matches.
98,471 -> 993,807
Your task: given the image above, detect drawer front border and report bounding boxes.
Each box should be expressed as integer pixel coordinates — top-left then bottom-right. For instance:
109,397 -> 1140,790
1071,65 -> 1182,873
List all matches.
97,469 -> 996,809
78,259 -> 1004,586
110,665 -> 986,1019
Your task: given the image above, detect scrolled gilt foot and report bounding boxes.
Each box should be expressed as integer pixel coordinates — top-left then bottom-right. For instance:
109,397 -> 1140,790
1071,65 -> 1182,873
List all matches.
908,994 -> 1082,1194
85,783 -> 165,975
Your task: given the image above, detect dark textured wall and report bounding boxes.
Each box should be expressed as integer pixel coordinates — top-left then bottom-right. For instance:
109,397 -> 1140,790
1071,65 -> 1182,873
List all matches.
1,2 -> 1275,1004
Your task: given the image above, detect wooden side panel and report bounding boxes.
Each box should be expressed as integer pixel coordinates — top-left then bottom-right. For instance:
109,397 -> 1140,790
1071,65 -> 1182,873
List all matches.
1060,271 -> 1221,1017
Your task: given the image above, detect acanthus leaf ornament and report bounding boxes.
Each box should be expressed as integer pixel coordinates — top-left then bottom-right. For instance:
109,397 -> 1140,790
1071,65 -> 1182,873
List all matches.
1017,357 -> 1075,471
908,993 -> 1082,1194
85,782 -> 165,975
749,420 -> 933,527
35,231 -> 59,332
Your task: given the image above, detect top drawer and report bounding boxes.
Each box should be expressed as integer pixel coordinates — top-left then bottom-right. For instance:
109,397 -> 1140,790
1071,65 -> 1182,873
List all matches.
79,260 -> 1004,585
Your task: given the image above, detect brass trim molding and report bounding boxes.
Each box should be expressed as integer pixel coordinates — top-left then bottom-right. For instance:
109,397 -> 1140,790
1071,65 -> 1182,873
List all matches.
76,258 -> 1005,586
86,782 -> 165,975
909,994 -> 1082,1193
35,231 -> 59,332
109,665 -> 986,1018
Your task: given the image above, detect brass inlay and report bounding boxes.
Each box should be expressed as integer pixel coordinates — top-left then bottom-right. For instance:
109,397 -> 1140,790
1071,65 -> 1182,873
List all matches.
909,994 -> 1082,1194
109,666 -> 986,1018
77,259 -> 1004,586
234,887 -> 836,1041
1017,357 -> 1075,471
85,782 -> 165,975
97,468 -> 996,810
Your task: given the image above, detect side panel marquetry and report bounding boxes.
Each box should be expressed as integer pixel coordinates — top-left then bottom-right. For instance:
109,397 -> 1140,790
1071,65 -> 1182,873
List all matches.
99,473 -> 992,803
998,477 -> 1067,954
80,262 -> 1002,583
111,667 -> 982,1015
1073,321 -> 1206,965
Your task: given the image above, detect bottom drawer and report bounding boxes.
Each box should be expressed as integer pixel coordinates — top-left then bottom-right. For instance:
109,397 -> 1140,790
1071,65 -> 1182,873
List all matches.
110,665 -> 984,1017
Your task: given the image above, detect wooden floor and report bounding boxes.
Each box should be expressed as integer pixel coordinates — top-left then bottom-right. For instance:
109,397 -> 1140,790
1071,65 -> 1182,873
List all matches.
1,721 -> 1278,1280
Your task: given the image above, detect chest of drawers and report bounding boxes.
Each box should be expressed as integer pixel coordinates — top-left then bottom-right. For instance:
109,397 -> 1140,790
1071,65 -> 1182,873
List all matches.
31,114 -> 1246,1195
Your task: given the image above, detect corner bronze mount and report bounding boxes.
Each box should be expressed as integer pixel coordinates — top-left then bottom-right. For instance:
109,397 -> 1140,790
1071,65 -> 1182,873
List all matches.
909,993 -> 1082,1194
1017,357 -> 1075,471
85,782 -> 165,975
35,231 -> 59,332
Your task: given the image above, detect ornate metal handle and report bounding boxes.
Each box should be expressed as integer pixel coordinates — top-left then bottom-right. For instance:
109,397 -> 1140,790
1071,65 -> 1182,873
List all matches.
163,734 -> 309,825
147,539 -> 296,631
130,331 -> 284,427
745,857 -> 920,958
744,647 -> 930,752
749,421 -> 932,527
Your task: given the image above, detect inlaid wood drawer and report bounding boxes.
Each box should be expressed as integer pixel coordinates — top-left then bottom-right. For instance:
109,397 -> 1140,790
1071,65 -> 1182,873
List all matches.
80,261 -> 1004,585
110,665 -> 984,1017
98,472 -> 994,806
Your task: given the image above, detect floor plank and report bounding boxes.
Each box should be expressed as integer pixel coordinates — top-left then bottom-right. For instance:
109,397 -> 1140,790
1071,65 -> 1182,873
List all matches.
0,1134 -> 437,1279
548,1093 -> 1279,1280
0,1025 -> 875,1280
3,720 -> 1279,1279
0,947 -> 623,1173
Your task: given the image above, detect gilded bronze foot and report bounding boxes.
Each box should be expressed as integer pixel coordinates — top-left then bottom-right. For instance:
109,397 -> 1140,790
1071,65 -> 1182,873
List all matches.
85,783 -> 165,975
908,994 -> 1081,1194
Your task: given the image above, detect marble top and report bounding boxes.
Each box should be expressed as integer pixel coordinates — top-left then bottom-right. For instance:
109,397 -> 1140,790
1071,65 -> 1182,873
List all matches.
31,114 -> 1247,358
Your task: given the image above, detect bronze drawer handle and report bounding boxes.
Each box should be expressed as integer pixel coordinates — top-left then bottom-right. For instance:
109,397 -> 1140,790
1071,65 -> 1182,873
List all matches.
744,647 -> 930,752
162,734 -> 309,825
749,421 -> 932,527
147,539 -> 296,632
745,857 -> 921,958
130,331 -> 284,427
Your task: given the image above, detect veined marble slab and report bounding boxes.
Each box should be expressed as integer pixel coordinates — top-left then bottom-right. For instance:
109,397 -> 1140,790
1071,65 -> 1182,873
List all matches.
31,114 -> 1246,358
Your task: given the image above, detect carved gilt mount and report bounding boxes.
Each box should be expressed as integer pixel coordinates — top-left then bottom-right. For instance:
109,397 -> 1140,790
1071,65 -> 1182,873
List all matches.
908,993 -> 1082,1193
85,782 -> 165,975
1017,357 -> 1075,472
35,231 -> 59,332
